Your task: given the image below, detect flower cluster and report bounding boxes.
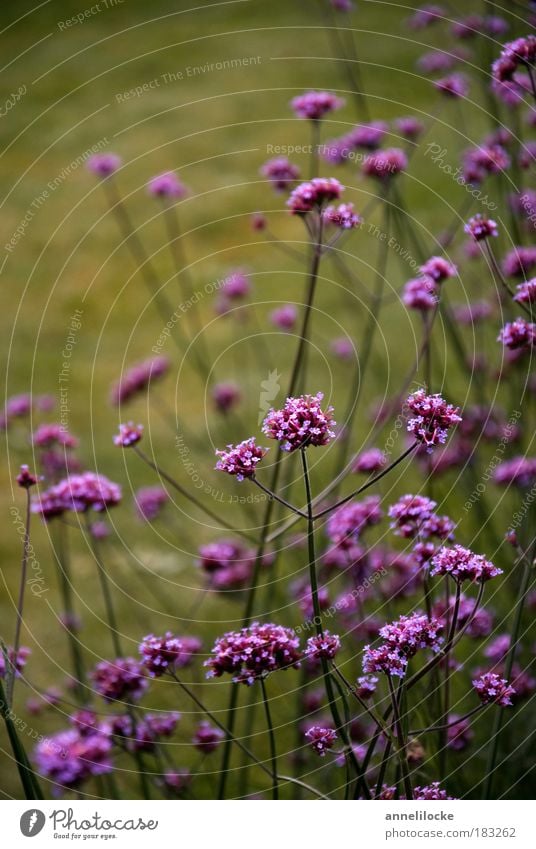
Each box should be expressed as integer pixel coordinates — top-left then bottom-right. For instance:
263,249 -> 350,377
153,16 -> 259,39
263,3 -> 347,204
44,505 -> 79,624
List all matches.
291,90 -> 345,120
406,390 -> 462,450
205,622 -> 302,685
492,36 -> 536,84
192,721 -> 225,754
91,658 -> 148,702
431,545 -> 502,583
260,157 -> 300,191
379,612 -> 443,656
362,148 -> 408,180
305,726 -> 337,756
326,495 -> 383,547
139,633 -> 201,677
498,318 -> 536,351
147,171 -> 188,199
464,214 -> 498,241
472,671 -> 516,706
134,486 -> 168,521
110,356 -> 169,406
388,494 -> 455,540
32,472 -> 122,519
215,438 -> 268,480
304,631 -> 341,660
262,392 -> 336,451
113,422 -> 143,447
287,178 -> 343,214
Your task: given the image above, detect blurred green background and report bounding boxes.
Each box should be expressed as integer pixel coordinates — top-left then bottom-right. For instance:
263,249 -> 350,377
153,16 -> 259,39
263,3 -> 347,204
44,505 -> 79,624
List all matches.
1,0 -> 535,799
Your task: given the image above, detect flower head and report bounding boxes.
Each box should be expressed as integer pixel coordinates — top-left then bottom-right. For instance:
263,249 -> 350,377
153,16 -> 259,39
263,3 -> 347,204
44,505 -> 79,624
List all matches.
91,658 -> 148,703
513,279 -> 536,304
260,157 -> 300,192
34,727 -> 113,790
413,782 -> 456,799
492,36 -> 536,84
305,631 -> 341,660
262,392 -> 335,452
431,544 -> 502,582
434,73 -> 469,98
379,612 -> 443,656
87,153 -> 121,177
493,456 -> 536,487
419,256 -> 457,281
323,203 -> 361,229
192,721 -> 225,754
212,382 -> 241,414
352,448 -> 386,474
464,214 -> 499,241
110,356 -> 169,406
17,465 -> 39,488
32,472 -> 121,520
305,726 -> 337,756
362,644 -> 408,678
113,422 -> 143,447
270,305 -> 298,330
362,148 -> 408,180
215,437 -> 268,481
32,423 -> 78,449
287,178 -> 343,214
472,671 -> 515,706
134,486 -> 168,521
140,633 -> 201,677
205,622 -> 302,685
402,277 -> 438,311
147,171 -> 188,199
291,90 -> 345,120
498,318 -> 536,351
406,389 -> 462,450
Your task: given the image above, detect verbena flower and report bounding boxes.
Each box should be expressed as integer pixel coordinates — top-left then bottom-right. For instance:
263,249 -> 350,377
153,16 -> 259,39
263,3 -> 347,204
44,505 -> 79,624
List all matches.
431,545 -> 502,582
34,728 -> 113,790
110,356 -> 169,405
212,382 -> 241,414
304,631 -> 341,660
356,675 -> 378,699
260,157 -> 300,191
362,148 -> 408,180
362,644 -> 408,678
140,633 -> 201,677
147,171 -> 188,199
305,726 -> 337,756
91,658 -> 148,702
406,389 -> 462,450
205,622 -> 302,685
498,318 -> 536,350
447,713 -> 474,751
113,422 -> 143,447
192,721 -> 225,754
32,472 -> 122,519
434,73 -> 469,98
326,496 -> 383,547
352,448 -> 386,473
215,437 -> 268,480
472,671 -> 515,706
87,153 -> 121,177
413,782 -> 456,799
16,465 -> 39,488
402,277 -> 438,311
464,214 -> 499,241
492,36 -> 536,83
493,456 -> 536,487
270,305 -> 297,330
420,256 -> 457,281
262,392 -> 335,451
0,646 -> 30,678
323,203 -> 361,229
32,423 -> 78,448
287,178 -> 343,214
134,486 -> 168,522
379,612 -> 443,656
290,90 -> 345,120
389,494 -> 454,540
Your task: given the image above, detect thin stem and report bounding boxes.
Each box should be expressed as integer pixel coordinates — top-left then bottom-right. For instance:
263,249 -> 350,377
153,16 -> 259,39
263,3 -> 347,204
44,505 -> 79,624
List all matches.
314,442 -> 418,520
133,446 -> 256,544
9,489 -> 31,705
388,677 -> 412,800
260,678 -> 278,799
439,581 -> 461,776
410,704 -> 485,735
85,517 -> 122,657
0,676 -> 43,799
251,476 -> 307,518
485,241 -> 532,317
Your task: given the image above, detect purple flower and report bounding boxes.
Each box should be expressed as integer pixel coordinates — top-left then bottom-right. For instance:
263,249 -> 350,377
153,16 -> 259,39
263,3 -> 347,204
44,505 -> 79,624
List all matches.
406,389 -> 462,450
434,74 -> 469,98
362,644 -> 408,678
472,671 -> 515,706
452,300 -> 493,324
327,496 -> 383,547
502,246 -> 536,278
32,423 -> 78,449
493,456 -> 536,487
110,356 -> 169,406
417,51 -> 457,75
140,632 -> 201,677
212,382 -> 241,414
492,36 -> 536,84
419,256 -> 457,281
0,646 -> 30,678
389,494 -> 454,540
323,202 -> 361,229
352,448 -> 386,473
356,675 -> 378,699
91,658 -> 148,703
464,214 -> 499,241
34,728 -> 113,790
147,171 -> 188,199
215,437 -> 268,480
205,622 -> 302,685
431,544 -> 502,582
113,422 -> 143,447
32,472 -> 122,520
498,318 -> 536,351
379,612 -> 443,656
394,116 -> 424,139
87,153 -> 121,177
330,337 -> 354,360
484,634 -> 510,663
305,631 -> 341,661
287,178 -> 343,214
447,713 -> 474,751
260,157 -> 300,192
402,277 -> 438,311
305,726 -> 337,756
270,305 -> 298,330
362,148 -> 408,180
16,465 -> 39,488
262,392 -> 335,452
407,5 -> 445,30
291,90 -> 345,120
134,486 -> 168,522
413,782 -> 456,799
192,721 -> 225,754
220,269 -> 250,299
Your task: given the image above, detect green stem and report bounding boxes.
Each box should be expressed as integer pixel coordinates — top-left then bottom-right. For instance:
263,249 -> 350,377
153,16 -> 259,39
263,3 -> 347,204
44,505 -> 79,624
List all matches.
85,518 -> 122,657
261,678 -> 279,799
9,489 -> 31,705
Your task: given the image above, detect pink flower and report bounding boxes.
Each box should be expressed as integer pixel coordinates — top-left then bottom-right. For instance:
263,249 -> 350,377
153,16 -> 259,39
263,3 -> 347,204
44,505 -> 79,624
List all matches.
379,612 -> 443,656
394,116 -> 424,139
464,214 -> 499,241
493,456 -> 536,487
260,157 -> 300,192
270,305 -> 298,330
323,202 -> 361,229
140,632 -> 201,677
514,279 -> 536,304
352,448 -> 386,473
498,318 -> 536,351
205,622 -> 302,685
215,438 -> 268,481
434,73 -> 469,98
305,726 -> 337,756
32,423 -> 78,448
472,671 -> 515,706
113,422 -> 143,447
147,171 -> 188,199
356,675 -> 378,699
287,178 -> 343,214
362,148 -> 408,180
134,486 -> 168,521
431,544 -> 502,582
212,382 -> 241,414
413,782 -> 455,799
492,36 -> 536,84
327,496 -> 383,546
16,465 -> 39,488
419,256 -> 457,281
87,153 -> 121,177
91,658 -> 148,702
363,644 -> 408,678
32,472 -> 122,519
110,356 -> 169,406
291,90 -> 345,120
192,721 -> 225,754
304,631 -> 341,660
262,392 -> 336,452
406,389 -> 462,450
402,277 -> 438,311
